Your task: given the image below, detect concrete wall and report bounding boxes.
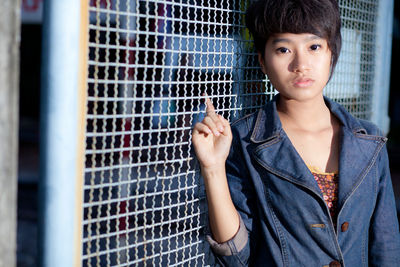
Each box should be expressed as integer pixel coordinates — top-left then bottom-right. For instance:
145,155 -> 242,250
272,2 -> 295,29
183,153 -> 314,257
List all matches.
0,1 -> 21,267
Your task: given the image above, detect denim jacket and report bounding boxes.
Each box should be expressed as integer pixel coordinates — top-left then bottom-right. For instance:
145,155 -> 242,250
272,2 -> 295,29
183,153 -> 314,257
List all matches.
207,96 -> 400,266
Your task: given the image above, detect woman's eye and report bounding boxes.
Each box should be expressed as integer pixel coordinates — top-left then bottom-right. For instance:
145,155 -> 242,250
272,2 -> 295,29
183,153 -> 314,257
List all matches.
277,47 -> 289,53
310,44 -> 321,51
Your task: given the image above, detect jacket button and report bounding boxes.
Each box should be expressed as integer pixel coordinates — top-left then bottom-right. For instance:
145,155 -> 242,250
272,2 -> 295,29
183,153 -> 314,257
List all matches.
341,222 -> 349,232
329,260 -> 341,267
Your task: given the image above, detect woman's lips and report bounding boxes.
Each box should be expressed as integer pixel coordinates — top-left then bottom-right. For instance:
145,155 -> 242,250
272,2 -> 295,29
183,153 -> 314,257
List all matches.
293,78 -> 314,88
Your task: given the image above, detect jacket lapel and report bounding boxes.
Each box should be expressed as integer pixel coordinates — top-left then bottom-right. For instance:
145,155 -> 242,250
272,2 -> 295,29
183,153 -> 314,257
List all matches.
326,98 -> 387,210
253,134 -> 324,197
336,126 -> 386,210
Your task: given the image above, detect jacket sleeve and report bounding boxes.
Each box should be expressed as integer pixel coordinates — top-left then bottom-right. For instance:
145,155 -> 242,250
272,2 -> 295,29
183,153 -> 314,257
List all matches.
206,122 -> 258,266
369,144 -> 400,266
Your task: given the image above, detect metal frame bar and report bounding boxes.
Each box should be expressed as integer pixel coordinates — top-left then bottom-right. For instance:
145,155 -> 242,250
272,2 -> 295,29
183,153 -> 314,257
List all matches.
371,0 -> 394,134
39,0 -> 87,266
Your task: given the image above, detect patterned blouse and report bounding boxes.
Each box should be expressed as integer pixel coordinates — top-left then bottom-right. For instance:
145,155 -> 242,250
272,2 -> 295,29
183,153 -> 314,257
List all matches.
308,165 -> 339,229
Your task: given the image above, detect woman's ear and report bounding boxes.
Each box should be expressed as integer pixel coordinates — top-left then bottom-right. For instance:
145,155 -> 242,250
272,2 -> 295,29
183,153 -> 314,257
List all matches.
258,52 -> 267,74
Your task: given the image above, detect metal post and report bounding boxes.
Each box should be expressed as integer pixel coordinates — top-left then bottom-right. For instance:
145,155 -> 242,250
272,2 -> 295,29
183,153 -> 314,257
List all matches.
0,0 -> 20,266
371,0 -> 394,134
39,0 -> 88,266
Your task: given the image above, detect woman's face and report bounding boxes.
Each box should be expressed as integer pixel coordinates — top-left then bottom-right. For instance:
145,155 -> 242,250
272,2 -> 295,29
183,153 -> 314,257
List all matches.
259,33 -> 332,102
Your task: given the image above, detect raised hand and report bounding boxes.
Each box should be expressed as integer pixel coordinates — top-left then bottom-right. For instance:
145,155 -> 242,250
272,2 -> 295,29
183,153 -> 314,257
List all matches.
192,96 -> 239,243
192,95 -> 232,170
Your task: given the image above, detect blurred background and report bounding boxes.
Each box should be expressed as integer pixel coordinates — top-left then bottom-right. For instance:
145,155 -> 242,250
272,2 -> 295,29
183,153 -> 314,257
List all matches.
13,0 -> 400,266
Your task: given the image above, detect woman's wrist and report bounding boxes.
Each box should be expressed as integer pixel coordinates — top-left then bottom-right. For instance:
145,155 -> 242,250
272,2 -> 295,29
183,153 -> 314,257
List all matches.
201,164 -> 226,179
201,165 -> 230,195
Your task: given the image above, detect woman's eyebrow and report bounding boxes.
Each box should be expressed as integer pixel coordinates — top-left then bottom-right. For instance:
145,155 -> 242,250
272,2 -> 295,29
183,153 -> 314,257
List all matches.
271,38 -> 290,45
304,35 -> 322,42
271,35 -> 322,45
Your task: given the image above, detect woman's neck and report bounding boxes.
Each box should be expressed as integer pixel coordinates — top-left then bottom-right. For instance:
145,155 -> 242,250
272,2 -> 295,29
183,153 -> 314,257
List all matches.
276,95 -> 333,132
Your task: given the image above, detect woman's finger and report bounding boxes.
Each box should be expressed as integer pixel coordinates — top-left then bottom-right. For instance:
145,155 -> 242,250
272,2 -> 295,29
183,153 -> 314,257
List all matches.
202,116 -> 221,136
218,115 -> 231,136
218,114 -> 229,126
205,95 -> 216,116
202,93 -> 224,132
193,122 -> 212,135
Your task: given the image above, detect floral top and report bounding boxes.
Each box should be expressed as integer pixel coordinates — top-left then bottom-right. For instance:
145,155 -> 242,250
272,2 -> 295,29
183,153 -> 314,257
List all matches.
308,166 -> 339,229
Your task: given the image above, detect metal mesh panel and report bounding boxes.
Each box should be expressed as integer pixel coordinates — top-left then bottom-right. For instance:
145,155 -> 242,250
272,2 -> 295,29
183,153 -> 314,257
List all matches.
325,0 -> 378,119
81,0 -> 379,266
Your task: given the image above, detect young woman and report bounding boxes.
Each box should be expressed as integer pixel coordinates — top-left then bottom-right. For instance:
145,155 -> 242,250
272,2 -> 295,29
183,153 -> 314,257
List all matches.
192,0 -> 400,266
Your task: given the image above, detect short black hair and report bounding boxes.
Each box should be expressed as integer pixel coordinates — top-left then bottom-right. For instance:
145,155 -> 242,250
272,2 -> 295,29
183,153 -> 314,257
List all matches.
245,0 -> 342,73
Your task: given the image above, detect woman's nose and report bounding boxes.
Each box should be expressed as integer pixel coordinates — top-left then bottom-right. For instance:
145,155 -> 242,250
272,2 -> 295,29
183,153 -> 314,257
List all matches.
290,53 -> 310,73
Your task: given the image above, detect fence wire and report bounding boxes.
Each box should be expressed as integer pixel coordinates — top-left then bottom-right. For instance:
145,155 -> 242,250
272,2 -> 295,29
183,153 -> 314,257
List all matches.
81,0 -> 379,266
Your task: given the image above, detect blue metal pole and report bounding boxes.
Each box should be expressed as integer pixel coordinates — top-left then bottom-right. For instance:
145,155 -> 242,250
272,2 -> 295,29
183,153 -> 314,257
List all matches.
371,0 -> 394,134
39,0 -> 83,266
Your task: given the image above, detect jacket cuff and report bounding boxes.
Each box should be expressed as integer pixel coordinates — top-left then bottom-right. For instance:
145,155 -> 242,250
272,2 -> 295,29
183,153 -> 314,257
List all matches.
206,213 -> 248,256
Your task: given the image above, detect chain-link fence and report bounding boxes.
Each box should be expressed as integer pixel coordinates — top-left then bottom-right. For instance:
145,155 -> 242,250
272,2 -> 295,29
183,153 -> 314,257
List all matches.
80,0 -> 382,266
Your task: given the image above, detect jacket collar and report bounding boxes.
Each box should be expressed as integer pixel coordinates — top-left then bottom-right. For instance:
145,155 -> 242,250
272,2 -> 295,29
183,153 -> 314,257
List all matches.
250,94 -> 367,143
250,94 -> 386,213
